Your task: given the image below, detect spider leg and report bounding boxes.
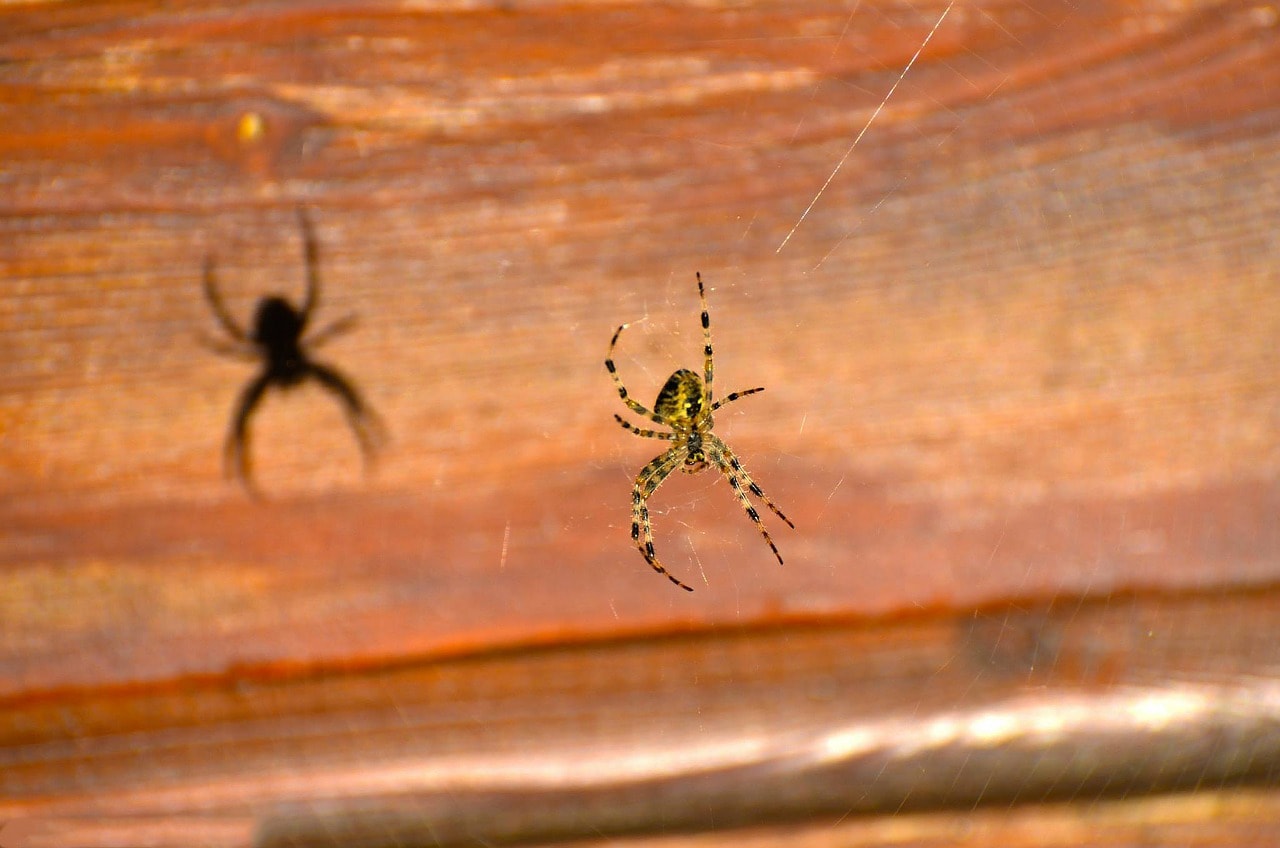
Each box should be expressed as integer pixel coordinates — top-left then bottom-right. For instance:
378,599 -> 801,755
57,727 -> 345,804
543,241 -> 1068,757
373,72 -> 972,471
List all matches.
226,371 -> 272,494
697,272 -> 714,406
708,385 -> 765,413
605,323 -> 669,427
632,449 -> 694,591
297,207 -> 320,327
708,433 -> 793,528
203,257 -> 249,343
706,434 -> 794,569
310,361 -> 386,470
614,414 -> 676,441
307,313 -> 359,349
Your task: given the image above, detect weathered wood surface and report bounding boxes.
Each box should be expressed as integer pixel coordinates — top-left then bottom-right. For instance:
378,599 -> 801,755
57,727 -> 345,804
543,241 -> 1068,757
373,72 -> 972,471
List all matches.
0,0 -> 1278,843
4,591 -> 1280,846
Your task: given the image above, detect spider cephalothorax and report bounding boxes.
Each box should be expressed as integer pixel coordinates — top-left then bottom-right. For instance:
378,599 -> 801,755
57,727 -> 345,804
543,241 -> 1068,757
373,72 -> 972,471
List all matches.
202,209 -> 382,494
606,273 -> 793,591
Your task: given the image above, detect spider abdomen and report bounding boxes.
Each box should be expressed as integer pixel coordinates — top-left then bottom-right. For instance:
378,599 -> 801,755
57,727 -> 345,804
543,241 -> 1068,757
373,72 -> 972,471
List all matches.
654,368 -> 704,425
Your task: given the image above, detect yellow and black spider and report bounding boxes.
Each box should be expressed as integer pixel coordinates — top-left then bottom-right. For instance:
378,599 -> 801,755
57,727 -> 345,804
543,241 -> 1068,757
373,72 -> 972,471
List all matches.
605,273 -> 793,591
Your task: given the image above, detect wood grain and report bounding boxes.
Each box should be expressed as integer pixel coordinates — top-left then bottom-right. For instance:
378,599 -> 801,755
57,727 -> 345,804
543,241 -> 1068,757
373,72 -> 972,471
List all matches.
0,0 -> 1277,843
3,591 -> 1280,846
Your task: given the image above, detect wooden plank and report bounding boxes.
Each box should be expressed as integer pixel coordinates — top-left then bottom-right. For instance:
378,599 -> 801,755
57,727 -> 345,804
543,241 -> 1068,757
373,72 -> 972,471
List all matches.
1,0 -> 1276,695
0,1 -> 1278,843
2,590 -> 1279,845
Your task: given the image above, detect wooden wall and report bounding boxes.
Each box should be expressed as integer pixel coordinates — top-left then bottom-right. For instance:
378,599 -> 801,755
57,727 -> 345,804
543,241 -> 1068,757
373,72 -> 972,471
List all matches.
1,1 -> 1277,845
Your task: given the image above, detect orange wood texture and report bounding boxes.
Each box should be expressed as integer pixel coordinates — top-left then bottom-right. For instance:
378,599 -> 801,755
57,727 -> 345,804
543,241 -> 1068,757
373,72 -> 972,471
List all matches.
4,591 -> 1280,847
1,0 -> 1278,844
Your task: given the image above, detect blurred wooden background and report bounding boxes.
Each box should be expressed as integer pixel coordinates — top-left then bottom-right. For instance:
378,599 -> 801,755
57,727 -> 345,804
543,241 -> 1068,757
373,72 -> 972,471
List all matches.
1,0 -> 1278,845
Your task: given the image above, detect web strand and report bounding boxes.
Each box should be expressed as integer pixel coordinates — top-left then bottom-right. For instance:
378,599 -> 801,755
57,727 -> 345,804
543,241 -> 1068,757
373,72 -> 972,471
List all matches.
776,1 -> 954,253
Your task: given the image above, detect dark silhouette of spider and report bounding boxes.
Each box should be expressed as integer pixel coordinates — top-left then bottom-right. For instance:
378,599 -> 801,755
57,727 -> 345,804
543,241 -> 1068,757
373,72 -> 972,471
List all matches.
202,209 -> 382,493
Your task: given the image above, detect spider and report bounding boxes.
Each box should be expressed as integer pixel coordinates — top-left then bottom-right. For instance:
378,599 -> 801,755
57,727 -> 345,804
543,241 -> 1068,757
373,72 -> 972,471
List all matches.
606,273 -> 793,591
202,208 -> 382,493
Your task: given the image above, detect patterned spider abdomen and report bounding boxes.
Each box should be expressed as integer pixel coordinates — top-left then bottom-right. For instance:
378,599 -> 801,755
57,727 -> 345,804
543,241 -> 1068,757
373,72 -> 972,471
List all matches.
654,368 -> 705,426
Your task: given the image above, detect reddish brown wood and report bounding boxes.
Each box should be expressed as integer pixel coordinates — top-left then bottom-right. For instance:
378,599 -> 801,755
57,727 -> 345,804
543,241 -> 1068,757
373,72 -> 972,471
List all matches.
0,0 -> 1277,843
3,591 -> 1280,846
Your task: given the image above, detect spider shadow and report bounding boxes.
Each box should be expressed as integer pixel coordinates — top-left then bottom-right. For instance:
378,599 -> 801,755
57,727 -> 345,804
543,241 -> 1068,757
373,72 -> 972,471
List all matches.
200,208 -> 387,497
